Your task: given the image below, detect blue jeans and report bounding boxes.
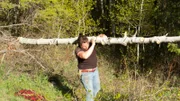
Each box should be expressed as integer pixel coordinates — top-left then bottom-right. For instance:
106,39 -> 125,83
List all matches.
80,68 -> 101,101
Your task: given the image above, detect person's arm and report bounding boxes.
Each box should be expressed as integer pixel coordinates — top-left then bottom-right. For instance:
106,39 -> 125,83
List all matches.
77,39 -> 95,59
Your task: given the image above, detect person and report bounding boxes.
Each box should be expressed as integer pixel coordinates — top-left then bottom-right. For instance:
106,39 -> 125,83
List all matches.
75,34 -> 105,101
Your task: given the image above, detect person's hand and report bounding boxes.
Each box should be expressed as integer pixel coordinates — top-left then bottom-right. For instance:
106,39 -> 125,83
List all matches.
98,34 -> 107,45
91,37 -> 96,46
98,34 -> 107,38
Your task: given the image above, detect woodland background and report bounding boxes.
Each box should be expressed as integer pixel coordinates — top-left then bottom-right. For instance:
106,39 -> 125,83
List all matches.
1,0 -> 180,101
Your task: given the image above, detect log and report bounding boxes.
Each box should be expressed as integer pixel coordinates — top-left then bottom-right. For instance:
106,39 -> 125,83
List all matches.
18,36 -> 180,46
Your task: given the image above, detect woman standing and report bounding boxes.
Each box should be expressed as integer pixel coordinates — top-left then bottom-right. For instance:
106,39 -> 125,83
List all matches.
75,34 -> 105,101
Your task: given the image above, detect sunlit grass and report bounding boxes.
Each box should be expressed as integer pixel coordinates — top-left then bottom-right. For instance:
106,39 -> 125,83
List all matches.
1,45 -> 180,101
0,65 -> 68,101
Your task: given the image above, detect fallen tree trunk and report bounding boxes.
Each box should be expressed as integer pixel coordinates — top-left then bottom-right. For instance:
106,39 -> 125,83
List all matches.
18,36 -> 180,46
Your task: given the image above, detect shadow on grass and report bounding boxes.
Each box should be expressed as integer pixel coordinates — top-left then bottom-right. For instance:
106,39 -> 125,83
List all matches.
48,74 -> 75,98
48,73 -> 86,101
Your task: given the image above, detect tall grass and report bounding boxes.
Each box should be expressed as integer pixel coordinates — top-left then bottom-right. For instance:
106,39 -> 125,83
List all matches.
1,45 -> 180,101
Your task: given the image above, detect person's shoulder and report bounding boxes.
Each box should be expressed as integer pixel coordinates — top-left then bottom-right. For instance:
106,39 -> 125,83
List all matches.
75,47 -> 81,51
75,47 -> 82,53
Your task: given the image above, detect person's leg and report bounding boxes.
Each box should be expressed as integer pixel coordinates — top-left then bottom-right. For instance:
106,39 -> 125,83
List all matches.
93,68 -> 101,97
81,72 -> 94,101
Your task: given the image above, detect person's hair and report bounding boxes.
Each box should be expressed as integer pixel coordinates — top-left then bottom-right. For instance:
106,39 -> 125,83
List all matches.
77,34 -> 88,47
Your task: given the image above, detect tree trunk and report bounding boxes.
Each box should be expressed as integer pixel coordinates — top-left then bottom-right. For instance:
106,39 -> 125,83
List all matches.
18,36 -> 180,46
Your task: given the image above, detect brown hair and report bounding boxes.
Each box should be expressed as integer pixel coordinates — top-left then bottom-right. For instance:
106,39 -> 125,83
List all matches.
77,34 -> 88,47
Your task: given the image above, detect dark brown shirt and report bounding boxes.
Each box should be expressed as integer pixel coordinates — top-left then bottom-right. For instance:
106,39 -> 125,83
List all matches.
75,47 -> 97,69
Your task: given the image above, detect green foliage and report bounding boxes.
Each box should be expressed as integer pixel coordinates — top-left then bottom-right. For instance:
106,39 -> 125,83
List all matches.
109,0 -> 157,36
167,43 -> 180,55
0,1 -> 15,9
0,0 -> 98,37
153,0 -> 180,36
0,64 -> 5,77
31,0 -> 98,37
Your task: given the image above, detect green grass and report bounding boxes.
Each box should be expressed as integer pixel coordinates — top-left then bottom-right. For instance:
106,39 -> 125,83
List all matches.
1,45 -> 180,101
0,65 -> 71,101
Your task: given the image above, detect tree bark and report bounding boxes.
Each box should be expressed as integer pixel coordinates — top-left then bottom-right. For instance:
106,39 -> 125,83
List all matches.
18,35 -> 180,46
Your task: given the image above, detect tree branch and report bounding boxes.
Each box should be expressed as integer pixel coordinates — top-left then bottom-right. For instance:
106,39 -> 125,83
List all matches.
0,49 -> 46,69
0,23 -> 29,28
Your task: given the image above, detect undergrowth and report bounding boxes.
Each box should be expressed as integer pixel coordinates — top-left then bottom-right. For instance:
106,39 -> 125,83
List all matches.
1,45 -> 180,101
